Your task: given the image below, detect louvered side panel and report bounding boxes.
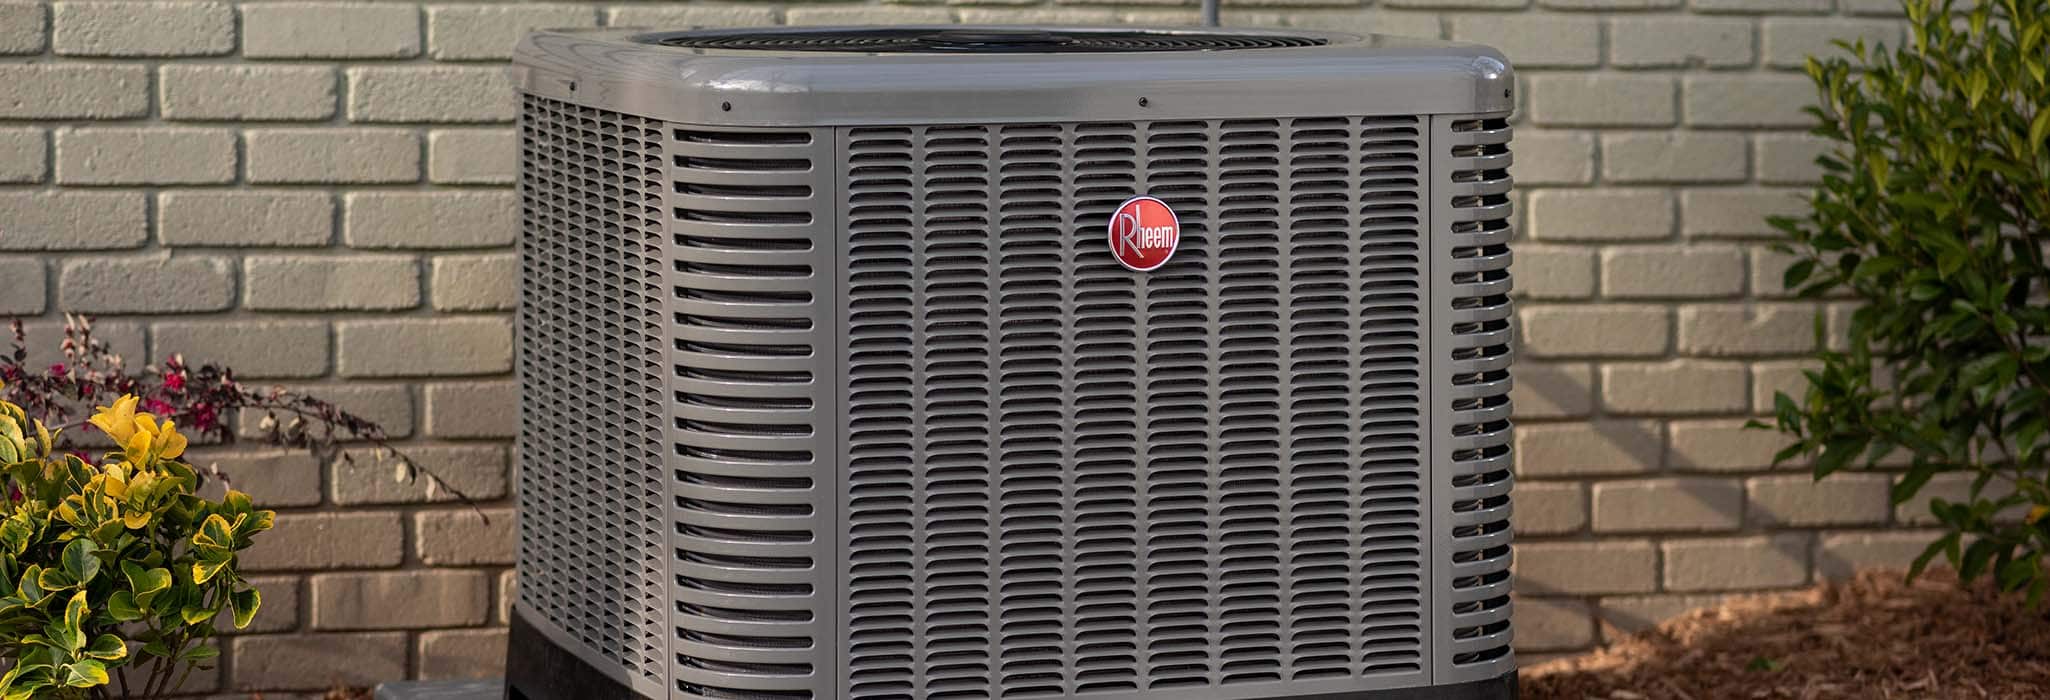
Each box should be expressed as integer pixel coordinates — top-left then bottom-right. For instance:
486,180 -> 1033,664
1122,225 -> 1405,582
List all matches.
1429,113 -> 1516,683
841,118 -> 1432,700
516,95 -> 672,698
666,125 -> 838,700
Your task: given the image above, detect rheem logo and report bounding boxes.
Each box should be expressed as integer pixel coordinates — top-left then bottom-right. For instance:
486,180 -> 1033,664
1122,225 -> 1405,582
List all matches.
1107,196 -> 1180,272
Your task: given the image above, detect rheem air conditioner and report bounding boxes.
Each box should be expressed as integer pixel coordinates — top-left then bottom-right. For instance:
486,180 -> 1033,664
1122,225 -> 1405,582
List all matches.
507,25 -> 1517,700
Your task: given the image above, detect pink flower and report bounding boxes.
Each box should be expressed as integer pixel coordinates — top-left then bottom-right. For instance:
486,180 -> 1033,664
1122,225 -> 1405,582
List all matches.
164,372 -> 186,392
144,398 -> 173,416
48,363 -> 66,376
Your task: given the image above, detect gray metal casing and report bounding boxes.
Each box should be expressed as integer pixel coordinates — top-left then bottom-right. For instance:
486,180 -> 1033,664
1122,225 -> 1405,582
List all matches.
511,26 -> 1516,700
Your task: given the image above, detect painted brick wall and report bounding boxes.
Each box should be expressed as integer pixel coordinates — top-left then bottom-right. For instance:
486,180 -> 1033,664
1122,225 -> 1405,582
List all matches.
0,0 -> 1920,692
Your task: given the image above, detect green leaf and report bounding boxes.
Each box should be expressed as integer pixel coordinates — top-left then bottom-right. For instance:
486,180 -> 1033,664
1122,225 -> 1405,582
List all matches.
50,591 -> 86,652
1960,537 -> 2001,582
82,634 -> 126,661
59,538 -> 98,586
105,591 -> 143,622
182,644 -> 220,662
60,660 -> 107,689
230,587 -> 261,630
191,555 -> 231,586
1908,531 -> 1960,582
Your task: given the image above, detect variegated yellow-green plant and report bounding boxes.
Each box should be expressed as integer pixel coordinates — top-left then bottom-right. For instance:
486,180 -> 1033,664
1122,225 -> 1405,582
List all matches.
0,392 -> 272,699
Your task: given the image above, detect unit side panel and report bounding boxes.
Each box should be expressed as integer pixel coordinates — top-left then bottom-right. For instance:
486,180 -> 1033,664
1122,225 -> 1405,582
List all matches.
516,94 -> 675,699
662,123 -> 843,700
835,117 -> 1436,700
1426,113 -> 1517,684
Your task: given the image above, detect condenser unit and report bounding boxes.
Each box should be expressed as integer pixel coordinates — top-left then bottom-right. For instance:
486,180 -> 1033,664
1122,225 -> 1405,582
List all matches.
507,25 -> 1517,700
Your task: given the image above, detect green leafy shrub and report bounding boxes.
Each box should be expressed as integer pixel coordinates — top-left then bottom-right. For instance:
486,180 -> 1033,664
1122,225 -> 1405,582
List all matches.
1764,0 -> 2050,600
0,393 -> 272,699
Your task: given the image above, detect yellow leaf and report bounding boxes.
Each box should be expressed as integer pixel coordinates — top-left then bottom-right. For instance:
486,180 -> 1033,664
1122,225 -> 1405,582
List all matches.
157,421 -> 187,460
121,511 -> 150,530
87,396 -> 140,446
2028,506 -> 2050,525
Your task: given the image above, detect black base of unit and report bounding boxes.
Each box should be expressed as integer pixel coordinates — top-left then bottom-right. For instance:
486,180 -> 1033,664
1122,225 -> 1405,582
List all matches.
508,608 -> 1517,700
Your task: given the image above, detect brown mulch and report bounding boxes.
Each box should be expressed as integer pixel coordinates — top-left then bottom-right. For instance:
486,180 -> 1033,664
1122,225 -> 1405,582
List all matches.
1521,570 -> 2050,699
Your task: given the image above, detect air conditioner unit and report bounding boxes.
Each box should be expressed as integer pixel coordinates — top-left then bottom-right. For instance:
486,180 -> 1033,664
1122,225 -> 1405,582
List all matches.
507,25 -> 1517,700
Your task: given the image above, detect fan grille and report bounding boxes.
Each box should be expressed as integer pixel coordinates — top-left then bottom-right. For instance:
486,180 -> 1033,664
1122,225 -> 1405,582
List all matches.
649,28 -> 1329,53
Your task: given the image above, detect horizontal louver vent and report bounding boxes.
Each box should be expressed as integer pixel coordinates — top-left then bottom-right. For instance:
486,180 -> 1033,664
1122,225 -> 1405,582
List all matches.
516,94 -> 671,687
841,117 -> 1433,699
1438,114 -> 1516,677
667,125 -> 836,700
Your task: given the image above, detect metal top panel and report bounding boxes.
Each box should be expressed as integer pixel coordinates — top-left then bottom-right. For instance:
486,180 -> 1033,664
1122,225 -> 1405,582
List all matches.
509,26 -> 1514,127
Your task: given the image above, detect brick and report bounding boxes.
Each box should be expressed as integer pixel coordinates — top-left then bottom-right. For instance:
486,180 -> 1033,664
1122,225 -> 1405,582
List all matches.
158,192 -> 334,248
1527,189 -> 1673,241
245,255 -> 420,311
608,5 -> 781,27
1609,17 -> 1752,68
331,444 -> 508,505
1509,362 -> 1593,419
1681,188 -> 1811,238
1664,535 -> 1811,591
1750,360 -> 1819,414
1280,11 -> 1444,39
1844,0 -> 1908,15
1384,0 -> 1524,7
1508,131 -> 1594,186
1601,245 -> 1744,298
1512,481 -> 1587,536
429,253 -> 516,312
1678,303 -> 1817,356
0,258 -> 45,315
152,320 -> 329,379
0,2 -> 45,54
1513,597 -> 1594,651
1515,420 -> 1661,477
198,450 -> 323,508
161,66 -> 337,121
428,129 -> 516,185
1815,531 -> 1946,579
424,381 -> 517,438
1693,0 -> 1829,11
12,319 -> 144,369
787,6 -> 956,24
1518,305 -> 1670,358
345,192 -> 518,249
0,192 -> 146,250
0,65 -> 148,118
59,256 -> 232,314
237,383 -> 415,441
0,128 -> 45,183
311,571 -> 490,630
348,66 -> 514,123
1749,247 -> 1805,299
231,633 -> 406,690
246,129 -> 420,184
957,8 -> 1120,24
1602,360 -> 1748,414
1537,0 -> 1676,6
1685,75 -> 1818,128
1511,245 -> 1595,300
243,3 -> 419,59
1747,473 -> 1891,527
229,575 -> 301,634
419,628 -> 509,681
414,508 -> 515,566
1528,75 -> 1675,127
1598,594 -> 1733,633
54,1 -> 232,56
1669,418 -> 1797,472
428,4 -> 595,60
498,569 -> 516,623
1450,15 -> 1597,68
1600,132 -> 1748,184
1517,541 -> 1657,595
1755,133 -> 1832,185
1594,478 -> 1743,533
1764,18 -> 1902,68
337,317 -> 512,377
242,512 -> 404,571
55,127 -> 236,185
